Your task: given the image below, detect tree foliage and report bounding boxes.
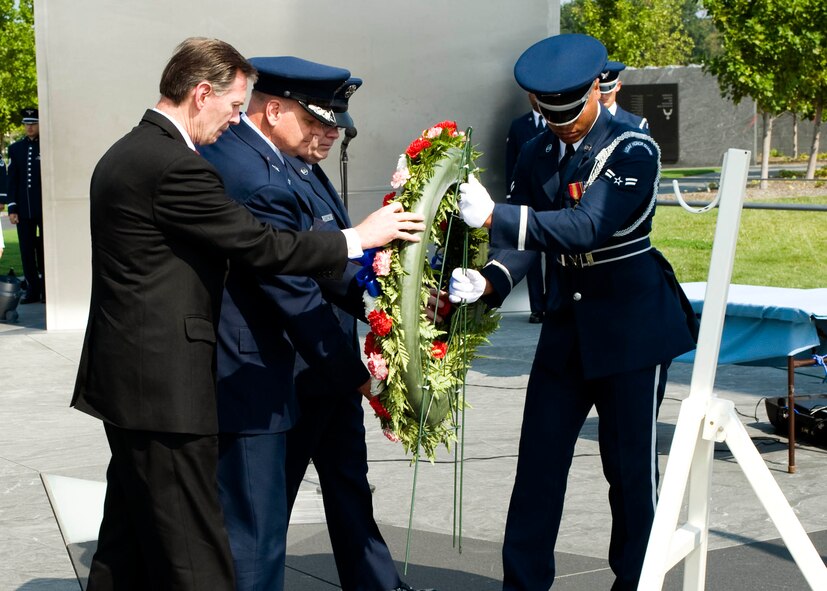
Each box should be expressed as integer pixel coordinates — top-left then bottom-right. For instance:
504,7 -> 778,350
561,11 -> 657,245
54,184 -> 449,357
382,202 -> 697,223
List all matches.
0,0 -> 37,148
561,0 -> 693,66
704,0 -> 826,179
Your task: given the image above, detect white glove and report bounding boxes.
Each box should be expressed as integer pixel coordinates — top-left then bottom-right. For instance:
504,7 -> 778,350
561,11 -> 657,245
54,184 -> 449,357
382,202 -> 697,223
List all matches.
458,174 -> 495,228
448,268 -> 486,304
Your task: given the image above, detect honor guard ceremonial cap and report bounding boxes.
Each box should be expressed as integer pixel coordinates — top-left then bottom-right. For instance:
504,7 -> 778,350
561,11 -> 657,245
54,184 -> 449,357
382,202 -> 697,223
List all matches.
250,56 -> 350,127
599,60 -> 626,94
331,77 -> 362,130
21,107 -> 38,124
515,34 -> 607,126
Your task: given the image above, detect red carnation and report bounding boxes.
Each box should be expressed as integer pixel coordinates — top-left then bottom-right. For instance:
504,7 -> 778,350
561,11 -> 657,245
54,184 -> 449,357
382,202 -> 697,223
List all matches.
364,331 -> 382,356
406,138 -> 432,159
369,396 -> 392,421
431,340 -> 448,359
434,120 -> 457,134
383,191 -> 396,206
438,219 -> 448,232
368,309 -> 393,337
437,294 -> 452,318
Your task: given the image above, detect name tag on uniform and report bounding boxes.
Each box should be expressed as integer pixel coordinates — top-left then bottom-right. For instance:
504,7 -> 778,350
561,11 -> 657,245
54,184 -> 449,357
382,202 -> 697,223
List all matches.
321,214 -> 335,222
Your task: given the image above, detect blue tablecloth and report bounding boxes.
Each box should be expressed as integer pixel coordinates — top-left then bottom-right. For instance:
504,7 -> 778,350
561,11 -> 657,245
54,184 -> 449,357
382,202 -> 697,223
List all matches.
675,283 -> 827,365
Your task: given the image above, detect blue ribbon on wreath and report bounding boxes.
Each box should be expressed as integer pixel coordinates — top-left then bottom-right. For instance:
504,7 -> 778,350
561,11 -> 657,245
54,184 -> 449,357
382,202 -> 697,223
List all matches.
354,248 -> 383,297
813,354 -> 827,383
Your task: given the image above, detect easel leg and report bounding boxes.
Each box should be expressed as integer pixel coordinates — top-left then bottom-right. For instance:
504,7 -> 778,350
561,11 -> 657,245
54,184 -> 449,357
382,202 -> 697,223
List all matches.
716,399 -> 827,590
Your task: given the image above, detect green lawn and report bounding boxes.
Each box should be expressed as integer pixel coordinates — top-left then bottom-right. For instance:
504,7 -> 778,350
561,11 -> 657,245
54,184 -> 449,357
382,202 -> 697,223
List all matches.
652,197 -> 826,288
659,168 -> 719,179
1,228 -> 22,276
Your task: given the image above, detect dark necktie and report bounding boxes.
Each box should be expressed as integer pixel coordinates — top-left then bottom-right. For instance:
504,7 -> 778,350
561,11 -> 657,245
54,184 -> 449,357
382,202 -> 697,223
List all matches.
558,143 -> 575,173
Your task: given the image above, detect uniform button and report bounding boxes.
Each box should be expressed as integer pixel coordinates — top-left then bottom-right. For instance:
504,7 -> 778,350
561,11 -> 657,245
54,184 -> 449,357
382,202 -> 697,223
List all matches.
573,292 -> 582,301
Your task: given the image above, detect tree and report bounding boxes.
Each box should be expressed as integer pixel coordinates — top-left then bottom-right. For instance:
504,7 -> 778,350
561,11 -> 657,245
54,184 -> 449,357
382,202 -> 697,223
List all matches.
704,0 -> 826,184
561,0 -> 693,67
0,0 -> 37,151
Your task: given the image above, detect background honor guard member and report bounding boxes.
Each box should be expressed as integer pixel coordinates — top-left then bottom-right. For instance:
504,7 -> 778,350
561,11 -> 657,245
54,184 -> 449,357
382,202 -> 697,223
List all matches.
599,60 -> 649,133
6,107 -> 44,303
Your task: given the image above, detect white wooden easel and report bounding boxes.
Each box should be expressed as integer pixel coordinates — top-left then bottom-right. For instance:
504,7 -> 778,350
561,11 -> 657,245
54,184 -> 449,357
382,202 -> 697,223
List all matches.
638,148 -> 827,590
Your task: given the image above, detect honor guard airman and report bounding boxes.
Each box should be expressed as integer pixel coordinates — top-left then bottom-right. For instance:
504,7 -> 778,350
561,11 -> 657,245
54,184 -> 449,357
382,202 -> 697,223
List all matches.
600,60 -> 650,133
6,107 -> 44,303
451,34 -> 696,591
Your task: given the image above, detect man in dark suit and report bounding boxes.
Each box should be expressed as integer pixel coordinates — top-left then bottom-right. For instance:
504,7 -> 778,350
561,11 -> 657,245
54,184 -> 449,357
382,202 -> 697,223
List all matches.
282,79 -> 430,591
505,93 -> 546,323
72,38 -> 424,591
452,34 -> 696,590
599,60 -> 650,133
6,107 -> 44,303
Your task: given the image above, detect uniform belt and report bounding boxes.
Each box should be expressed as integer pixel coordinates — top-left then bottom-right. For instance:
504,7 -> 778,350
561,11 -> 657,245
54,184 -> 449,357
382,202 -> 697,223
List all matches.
557,236 -> 651,268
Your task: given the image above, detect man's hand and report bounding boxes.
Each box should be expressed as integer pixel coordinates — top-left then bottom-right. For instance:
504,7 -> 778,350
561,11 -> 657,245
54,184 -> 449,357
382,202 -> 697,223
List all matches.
458,174 -> 494,228
9,213 -> 18,225
354,202 -> 425,249
448,268 -> 488,304
426,289 -> 452,323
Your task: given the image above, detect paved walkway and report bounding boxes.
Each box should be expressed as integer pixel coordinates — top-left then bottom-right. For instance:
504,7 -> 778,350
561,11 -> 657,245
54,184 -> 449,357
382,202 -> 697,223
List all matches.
1,304 -> 826,590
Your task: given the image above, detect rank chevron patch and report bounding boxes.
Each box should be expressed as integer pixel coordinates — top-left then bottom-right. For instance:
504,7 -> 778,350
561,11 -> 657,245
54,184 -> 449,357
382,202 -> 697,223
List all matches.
603,168 -> 638,187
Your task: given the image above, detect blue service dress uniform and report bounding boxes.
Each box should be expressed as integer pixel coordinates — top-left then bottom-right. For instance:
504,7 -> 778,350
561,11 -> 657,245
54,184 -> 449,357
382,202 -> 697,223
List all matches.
480,106 -> 696,591
6,136 -> 44,299
0,154 -> 8,199
506,111 -> 546,317
612,103 -> 649,134
283,156 -> 404,591
201,117 -> 361,591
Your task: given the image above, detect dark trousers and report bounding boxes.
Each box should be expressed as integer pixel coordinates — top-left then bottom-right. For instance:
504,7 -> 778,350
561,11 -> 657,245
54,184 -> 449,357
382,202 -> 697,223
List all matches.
16,215 -> 44,299
526,253 -> 545,314
87,424 -> 235,591
218,432 -> 288,591
502,361 -> 668,591
286,390 -> 401,591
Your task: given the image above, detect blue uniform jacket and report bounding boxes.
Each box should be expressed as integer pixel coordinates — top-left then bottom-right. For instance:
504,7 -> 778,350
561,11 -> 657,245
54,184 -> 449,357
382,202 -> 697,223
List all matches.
6,137 -> 42,218
200,122 -> 367,434
283,155 -> 368,398
482,106 -> 695,379
613,105 -> 649,134
0,154 -> 8,199
506,110 -> 545,185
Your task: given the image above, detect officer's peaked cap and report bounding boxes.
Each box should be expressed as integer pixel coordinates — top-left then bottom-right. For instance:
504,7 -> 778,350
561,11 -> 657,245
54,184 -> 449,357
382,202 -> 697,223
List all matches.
21,107 -> 38,124
514,34 -> 607,98
250,56 -> 350,126
599,60 -> 626,92
332,77 -> 362,129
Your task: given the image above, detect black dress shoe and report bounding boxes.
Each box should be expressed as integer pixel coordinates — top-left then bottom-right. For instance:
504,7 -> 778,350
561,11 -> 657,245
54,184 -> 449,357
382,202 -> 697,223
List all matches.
392,584 -> 437,591
528,311 -> 543,324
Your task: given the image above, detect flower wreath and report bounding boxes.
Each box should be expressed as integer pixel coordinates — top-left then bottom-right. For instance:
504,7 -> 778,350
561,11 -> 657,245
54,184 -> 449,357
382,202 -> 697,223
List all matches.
359,121 -> 500,459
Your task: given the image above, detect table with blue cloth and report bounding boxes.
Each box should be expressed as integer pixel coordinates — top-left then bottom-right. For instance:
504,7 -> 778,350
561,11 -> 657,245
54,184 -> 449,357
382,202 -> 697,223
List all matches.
676,282 -> 827,471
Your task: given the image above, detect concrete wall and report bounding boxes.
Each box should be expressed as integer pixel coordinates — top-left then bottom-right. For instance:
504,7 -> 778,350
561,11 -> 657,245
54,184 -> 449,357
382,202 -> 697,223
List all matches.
34,0 -> 561,329
618,65 -> 757,167
616,65 -> 819,167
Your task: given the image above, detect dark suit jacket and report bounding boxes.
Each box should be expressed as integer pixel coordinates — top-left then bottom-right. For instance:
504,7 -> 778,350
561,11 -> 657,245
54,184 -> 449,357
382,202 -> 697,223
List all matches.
200,122 -> 368,434
483,106 -> 695,379
72,109 -> 347,435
